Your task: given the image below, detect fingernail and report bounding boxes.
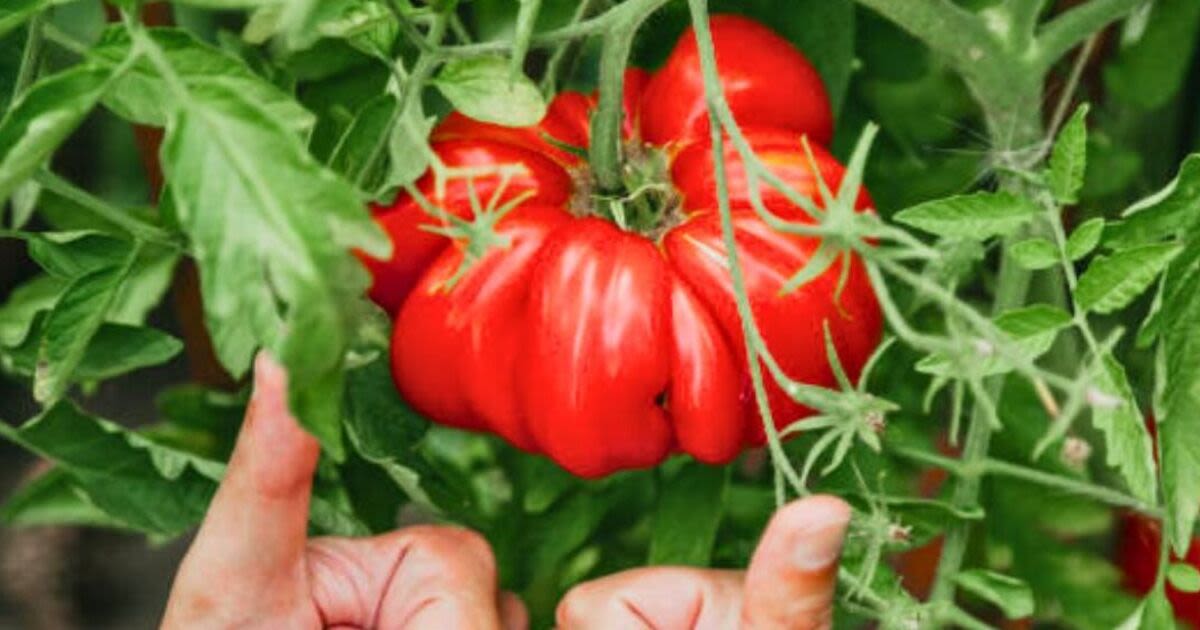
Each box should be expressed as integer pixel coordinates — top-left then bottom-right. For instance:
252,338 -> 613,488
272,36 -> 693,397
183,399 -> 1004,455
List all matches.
791,498 -> 852,571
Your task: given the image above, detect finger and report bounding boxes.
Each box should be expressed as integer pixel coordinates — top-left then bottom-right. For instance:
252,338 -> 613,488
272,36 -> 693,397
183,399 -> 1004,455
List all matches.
500,591 -> 529,630
557,567 -> 743,629
741,494 -> 851,630
165,353 -> 320,618
308,526 -> 506,630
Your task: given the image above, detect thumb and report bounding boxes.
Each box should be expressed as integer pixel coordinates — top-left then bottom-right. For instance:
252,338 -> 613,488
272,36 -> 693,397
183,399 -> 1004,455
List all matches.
741,494 -> 851,630
167,352 -> 320,603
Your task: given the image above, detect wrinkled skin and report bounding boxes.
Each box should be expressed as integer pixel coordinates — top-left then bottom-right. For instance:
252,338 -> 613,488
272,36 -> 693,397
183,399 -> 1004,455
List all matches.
363,14 -> 882,478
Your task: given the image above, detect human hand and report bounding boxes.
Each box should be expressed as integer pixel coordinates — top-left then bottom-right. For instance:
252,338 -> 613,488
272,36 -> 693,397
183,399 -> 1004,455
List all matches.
161,353 -> 525,630
556,494 -> 851,630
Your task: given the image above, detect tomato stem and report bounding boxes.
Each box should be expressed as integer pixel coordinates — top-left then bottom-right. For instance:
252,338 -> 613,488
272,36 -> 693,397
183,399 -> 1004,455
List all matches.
587,0 -> 670,196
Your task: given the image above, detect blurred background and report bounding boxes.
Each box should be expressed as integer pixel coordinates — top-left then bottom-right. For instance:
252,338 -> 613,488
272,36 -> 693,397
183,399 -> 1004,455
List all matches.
2,0 -> 1198,628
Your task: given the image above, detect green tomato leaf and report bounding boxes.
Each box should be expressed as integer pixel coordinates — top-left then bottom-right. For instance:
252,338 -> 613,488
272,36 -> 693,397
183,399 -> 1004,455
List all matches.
648,462 -> 730,567
434,55 -> 547,127
1105,154 -> 1200,249
916,305 -> 1070,378
317,0 -> 397,58
893,192 -> 1040,240
1159,264 -> 1200,554
1075,243 -> 1181,313
9,180 -> 40,230
1047,104 -> 1089,205
343,357 -> 439,509
92,27 -> 314,132
24,230 -> 129,278
1090,355 -> 1157,505
0,273 -> 64,347
0,65 -> 112,205
1066,218 -> 1105,260
1009,237 -> 1059,270
0,0 -> 69,39
953,569 -> 1034,620
1168,563 -> 1200,594
0,468 -> 128,530
1104,0 -> 1200,110
161,78 -> 388,460
0,402 -> 220,537
34,251 -> 137,404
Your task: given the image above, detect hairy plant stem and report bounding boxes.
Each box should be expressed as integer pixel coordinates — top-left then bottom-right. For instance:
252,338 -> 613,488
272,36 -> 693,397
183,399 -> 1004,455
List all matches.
892,446 -> 1160,517
927,133 -> 1042,624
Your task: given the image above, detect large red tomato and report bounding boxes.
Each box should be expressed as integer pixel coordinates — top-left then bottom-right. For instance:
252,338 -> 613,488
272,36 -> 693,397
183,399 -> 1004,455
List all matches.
362,15 -> 882,477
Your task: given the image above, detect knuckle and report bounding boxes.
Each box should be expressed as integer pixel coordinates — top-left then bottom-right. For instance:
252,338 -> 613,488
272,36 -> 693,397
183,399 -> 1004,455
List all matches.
399,526 -> 497,580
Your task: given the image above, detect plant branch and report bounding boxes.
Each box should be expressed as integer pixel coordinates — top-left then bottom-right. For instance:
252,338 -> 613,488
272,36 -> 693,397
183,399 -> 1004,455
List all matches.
588,0 -> 668,193
440,0 -> 662,58
853,0 -> 996,73
892,446 -> 1160,516
1033,0 -> 1146,70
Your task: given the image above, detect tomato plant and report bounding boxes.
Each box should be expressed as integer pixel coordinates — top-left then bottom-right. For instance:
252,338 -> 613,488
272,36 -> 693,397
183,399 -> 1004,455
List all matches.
1,0 -> 1199,628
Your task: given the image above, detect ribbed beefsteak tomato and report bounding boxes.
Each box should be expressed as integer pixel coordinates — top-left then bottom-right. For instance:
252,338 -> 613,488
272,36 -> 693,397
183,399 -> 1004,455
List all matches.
362,14 -> 882,477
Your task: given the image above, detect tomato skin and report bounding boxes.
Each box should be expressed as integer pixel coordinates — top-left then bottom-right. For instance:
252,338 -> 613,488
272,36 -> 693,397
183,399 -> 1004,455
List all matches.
671,127 -> 873,216
362,140 -> 573,314
663,210 -> 881,445
639,14 -> 833,148
1118,513 -> 1200,627
365,16 -> 879,477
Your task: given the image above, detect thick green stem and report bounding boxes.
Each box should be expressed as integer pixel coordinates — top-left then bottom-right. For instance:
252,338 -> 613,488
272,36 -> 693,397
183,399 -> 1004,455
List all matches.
588,0 -> 667,194
1032,0 -> 1147,71
926,128 -> 1043,619
509,0 -> 542,75
588,28 -> 637,193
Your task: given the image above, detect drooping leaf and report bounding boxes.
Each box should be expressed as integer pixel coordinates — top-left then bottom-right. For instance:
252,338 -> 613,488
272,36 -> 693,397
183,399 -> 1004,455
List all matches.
1159,271 -> 1200,554
0,402 -> 220,537
34,251 -> 137,403
1090,355 -> 1157,504
434,55 -> 547,127
1047,104 -> 1089,205
161,78 -> 388,459
0,65 -> 112,205
1075,243 -> 1181,313
0,273 -> 64,347
0,468 -> 128,530
894,192 -> 1040,240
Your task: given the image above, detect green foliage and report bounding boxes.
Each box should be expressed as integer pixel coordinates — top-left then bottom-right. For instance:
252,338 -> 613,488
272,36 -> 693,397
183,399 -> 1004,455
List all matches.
0,0 -> 1197,628
434,55 -> 547,127
648,461 -> 729,566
